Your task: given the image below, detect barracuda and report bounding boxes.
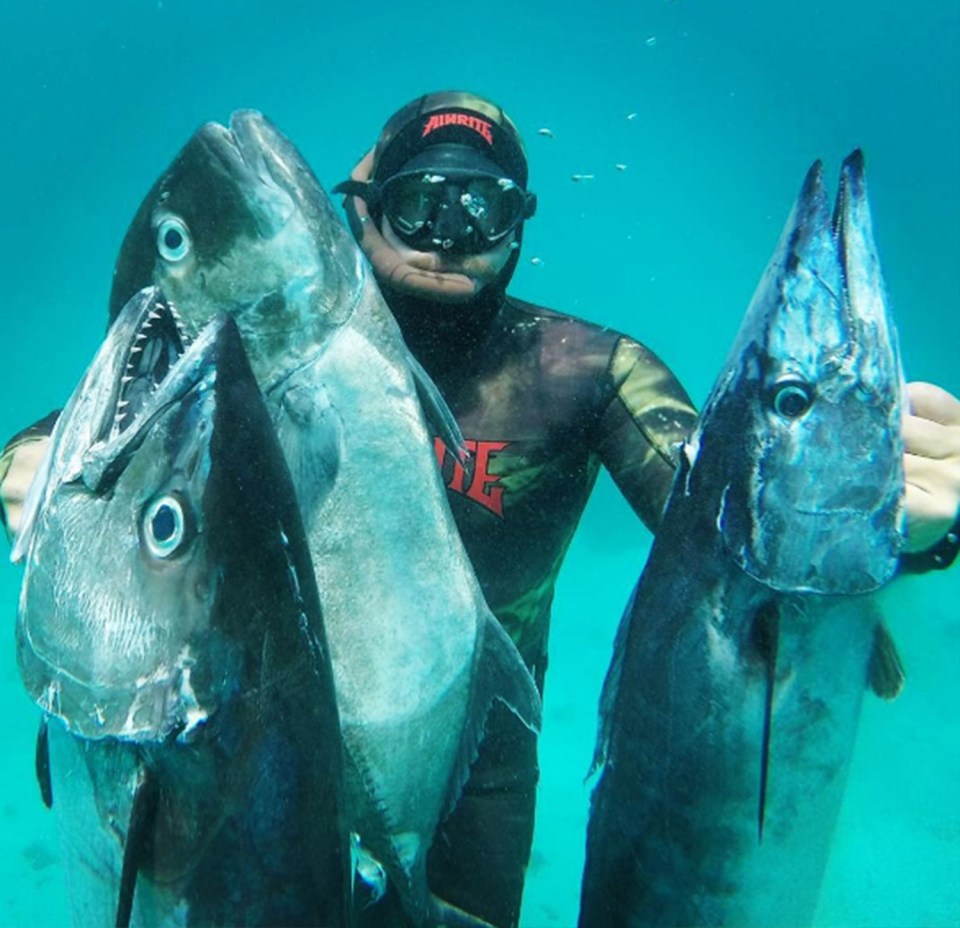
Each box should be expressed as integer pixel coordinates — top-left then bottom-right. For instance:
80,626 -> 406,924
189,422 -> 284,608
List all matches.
579,151 -> 905,928
15,289 -> 350,926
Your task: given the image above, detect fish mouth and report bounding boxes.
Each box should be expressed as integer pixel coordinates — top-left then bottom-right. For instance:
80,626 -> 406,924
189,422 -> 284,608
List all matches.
107,293 -> 190,440
714,150 -> 904,596
11,288 -> 191,561
81,290 -> 195,494
17,305 -> 235,739
195,110 -> 298,240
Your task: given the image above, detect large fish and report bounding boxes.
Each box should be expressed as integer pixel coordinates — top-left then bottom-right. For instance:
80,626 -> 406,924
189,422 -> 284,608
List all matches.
579,151 -> 905,927
105,110 -> 541,926
14,287 -> 351,925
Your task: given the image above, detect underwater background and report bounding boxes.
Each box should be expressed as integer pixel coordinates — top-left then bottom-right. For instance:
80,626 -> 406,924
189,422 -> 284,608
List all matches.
0,1 -> 957,925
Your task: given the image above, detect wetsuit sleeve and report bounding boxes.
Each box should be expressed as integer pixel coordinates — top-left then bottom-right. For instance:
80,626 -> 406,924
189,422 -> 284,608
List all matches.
0,411 -> 59,537
593,337 -> 698,533
899,512 -> 960,573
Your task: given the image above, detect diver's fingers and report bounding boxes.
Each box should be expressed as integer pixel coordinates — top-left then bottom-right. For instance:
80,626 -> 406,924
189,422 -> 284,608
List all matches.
902,407 -> 960,461
902,481 -> 958,553
906,381 -> 960,427
1,438 -> 50,540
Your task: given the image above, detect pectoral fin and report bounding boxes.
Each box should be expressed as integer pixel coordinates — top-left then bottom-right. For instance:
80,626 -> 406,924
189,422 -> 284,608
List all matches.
115,765 -> 159,928
273,382 -> 343,515
868,620 -> 905,700
35,716 -> 52,809
752,601 -> 780,843
430,893 -> 497,928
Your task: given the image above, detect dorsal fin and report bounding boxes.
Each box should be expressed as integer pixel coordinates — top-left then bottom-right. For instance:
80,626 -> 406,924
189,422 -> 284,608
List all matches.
752,601 -> 780,843
115,765 -> 160,928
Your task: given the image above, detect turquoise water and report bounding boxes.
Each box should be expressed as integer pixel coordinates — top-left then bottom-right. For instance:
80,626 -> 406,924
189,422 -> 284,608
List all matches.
1,1 -> 958,925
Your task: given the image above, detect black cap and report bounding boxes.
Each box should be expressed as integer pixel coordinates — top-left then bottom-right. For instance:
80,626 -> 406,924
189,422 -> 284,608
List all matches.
372,91 -> 530,189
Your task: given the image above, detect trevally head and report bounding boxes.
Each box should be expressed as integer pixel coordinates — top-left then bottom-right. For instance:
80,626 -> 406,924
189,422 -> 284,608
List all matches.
108,110 -> 363,382
688,151 -> 904,594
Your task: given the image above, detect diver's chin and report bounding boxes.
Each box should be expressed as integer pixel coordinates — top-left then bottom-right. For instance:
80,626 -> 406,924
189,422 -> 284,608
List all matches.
400,255 -> 488,302
365,219 -> 515,303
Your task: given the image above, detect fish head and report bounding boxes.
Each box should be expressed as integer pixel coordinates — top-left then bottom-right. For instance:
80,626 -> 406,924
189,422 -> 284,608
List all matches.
692,152 -> 904,594
109,110 -> 363,381
17,287 -> 307,740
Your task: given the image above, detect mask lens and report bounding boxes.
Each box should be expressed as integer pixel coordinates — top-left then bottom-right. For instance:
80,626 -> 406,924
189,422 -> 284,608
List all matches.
382,173 -> 446,237
460,176 -> 525,244
381,171 -> 527,253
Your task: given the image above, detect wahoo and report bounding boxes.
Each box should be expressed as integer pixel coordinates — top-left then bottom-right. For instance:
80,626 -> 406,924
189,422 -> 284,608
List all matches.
15,289 -> 350,926
579,151 -> 905,927
106,110 -> 541,927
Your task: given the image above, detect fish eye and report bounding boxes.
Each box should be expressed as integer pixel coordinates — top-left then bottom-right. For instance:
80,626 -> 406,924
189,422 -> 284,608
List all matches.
141,493 -> 193,560
156,217 -> 192,263
771,379 -> 814,419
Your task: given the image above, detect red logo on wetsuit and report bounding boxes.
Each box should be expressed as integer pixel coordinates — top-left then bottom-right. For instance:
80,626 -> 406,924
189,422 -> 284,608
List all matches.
434,438 -> 509,517
422,113 -> 494,145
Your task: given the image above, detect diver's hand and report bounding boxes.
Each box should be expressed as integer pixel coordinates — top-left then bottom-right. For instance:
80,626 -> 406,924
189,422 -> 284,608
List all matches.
902,381 -> 960,553
0,437 -> 50,542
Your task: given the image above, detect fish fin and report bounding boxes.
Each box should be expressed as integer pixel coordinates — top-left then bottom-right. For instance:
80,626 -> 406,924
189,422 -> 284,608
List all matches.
115,765 -> 160,928
272,382 -> 343,515
442,612 -> 542,823
752,601 -> 780,843
868,620 -> 906,700
35,716 -> 53,809
430,892 -> 496,928
588,581 -> 640,781
477,611 -> 542,734
406,348 -> 468,461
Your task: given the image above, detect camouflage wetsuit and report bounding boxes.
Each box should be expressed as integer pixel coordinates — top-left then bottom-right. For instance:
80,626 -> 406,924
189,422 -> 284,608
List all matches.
370,287 -> 697,928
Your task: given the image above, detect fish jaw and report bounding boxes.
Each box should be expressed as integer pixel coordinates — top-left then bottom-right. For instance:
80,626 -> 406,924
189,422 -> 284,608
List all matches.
691,153 -> 904,595
16,305 -> 249,741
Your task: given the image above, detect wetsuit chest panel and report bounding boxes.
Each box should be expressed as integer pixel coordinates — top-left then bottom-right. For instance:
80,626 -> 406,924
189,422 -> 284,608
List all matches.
427,302 -> 621,665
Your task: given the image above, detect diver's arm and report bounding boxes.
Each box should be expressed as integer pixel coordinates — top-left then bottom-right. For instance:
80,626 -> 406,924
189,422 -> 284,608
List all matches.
0,412 -> 58,542
899,381 -> 960,572
593,337 -> 698,533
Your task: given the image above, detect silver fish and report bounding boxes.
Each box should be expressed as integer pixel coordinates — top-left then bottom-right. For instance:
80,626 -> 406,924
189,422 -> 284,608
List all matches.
16,288 -> 350,926
107,110 -> 541,927
579,151 -> 905,927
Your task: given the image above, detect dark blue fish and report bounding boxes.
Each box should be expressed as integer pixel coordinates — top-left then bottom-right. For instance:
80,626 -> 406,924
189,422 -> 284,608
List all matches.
16,288 -> 350,926
579,151 -> 905,928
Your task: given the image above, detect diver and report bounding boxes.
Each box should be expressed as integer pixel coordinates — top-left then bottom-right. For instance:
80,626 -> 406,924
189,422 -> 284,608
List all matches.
2,91 -> 959,928
330,90 -> 960,925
